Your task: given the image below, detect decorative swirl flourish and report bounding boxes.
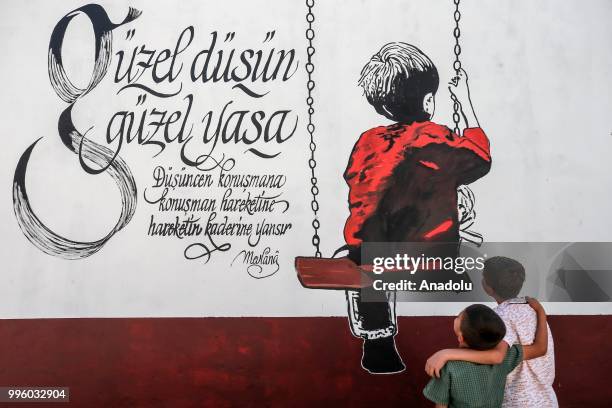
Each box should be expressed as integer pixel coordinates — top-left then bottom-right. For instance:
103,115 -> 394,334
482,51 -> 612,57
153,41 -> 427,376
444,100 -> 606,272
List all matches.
12,4 -> 141,259
231,83 -> 269,98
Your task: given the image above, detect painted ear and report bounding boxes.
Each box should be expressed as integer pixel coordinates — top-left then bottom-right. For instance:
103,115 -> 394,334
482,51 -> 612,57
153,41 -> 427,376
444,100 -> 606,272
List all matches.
423,92 -> 435,117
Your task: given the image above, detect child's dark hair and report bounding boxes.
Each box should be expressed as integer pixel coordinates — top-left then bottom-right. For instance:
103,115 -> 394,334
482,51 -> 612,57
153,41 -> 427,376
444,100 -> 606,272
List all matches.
460,304 -> 506,350
483,256 -> 526,300
358,42 -> 439,124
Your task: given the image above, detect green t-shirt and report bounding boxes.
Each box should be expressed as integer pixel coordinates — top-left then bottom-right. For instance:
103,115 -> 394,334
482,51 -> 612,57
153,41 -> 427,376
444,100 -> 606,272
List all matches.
423,345 -> 523,408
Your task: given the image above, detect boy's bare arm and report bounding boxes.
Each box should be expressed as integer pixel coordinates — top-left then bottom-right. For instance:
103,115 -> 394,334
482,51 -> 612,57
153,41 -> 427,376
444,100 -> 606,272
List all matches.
521,297 -> 549,360
435,404 -> 448,408
425,341 -> 508,378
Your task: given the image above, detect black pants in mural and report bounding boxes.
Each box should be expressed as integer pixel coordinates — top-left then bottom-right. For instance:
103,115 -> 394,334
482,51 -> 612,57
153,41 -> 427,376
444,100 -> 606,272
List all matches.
346,247 -> 396,339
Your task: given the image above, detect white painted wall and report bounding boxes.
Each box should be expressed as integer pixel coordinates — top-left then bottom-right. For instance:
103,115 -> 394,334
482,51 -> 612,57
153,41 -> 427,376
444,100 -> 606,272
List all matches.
0,0 -> 611,317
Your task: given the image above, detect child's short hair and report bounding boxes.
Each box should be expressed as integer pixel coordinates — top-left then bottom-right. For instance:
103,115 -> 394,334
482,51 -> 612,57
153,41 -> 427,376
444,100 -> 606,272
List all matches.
460,304 -> 506,350
483,256 -> 526,300
358,42 -> 439,123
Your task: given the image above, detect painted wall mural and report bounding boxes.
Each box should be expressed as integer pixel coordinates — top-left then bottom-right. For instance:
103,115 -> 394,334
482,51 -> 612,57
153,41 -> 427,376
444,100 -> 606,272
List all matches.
2,1 -> 611,322
13,3 -> 300,279
2,2 -> 612,406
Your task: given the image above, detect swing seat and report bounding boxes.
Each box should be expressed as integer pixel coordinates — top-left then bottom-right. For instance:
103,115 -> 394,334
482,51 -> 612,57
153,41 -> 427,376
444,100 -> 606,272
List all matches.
295,255 -> 473,291
295,256 -> 373,289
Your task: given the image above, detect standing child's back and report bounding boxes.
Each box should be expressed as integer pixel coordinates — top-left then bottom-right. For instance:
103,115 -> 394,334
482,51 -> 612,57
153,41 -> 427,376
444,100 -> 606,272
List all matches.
495,300 -> 557,407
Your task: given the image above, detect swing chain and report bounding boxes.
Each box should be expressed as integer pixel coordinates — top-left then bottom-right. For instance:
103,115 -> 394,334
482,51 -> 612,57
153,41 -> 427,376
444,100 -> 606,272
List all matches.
451,0 -> 482,246
305,0 -> 322,257
452,0 -> 462,135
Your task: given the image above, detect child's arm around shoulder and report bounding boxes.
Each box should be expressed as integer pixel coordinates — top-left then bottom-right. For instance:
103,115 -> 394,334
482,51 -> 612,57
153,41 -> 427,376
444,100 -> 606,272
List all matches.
425,341 -> 508,378
521,297 -> 548,360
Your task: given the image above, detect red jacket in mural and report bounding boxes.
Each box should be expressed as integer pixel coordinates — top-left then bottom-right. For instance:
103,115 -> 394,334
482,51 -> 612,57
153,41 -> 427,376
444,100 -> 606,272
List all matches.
343,121 -> 491,247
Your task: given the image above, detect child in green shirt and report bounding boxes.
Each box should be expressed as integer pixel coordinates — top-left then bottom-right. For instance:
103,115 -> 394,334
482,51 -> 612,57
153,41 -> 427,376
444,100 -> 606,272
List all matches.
423,298 -> 548,408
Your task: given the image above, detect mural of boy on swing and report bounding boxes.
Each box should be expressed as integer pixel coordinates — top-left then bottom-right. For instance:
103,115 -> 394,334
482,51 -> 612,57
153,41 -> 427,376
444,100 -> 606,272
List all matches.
296,42 -> 491,374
